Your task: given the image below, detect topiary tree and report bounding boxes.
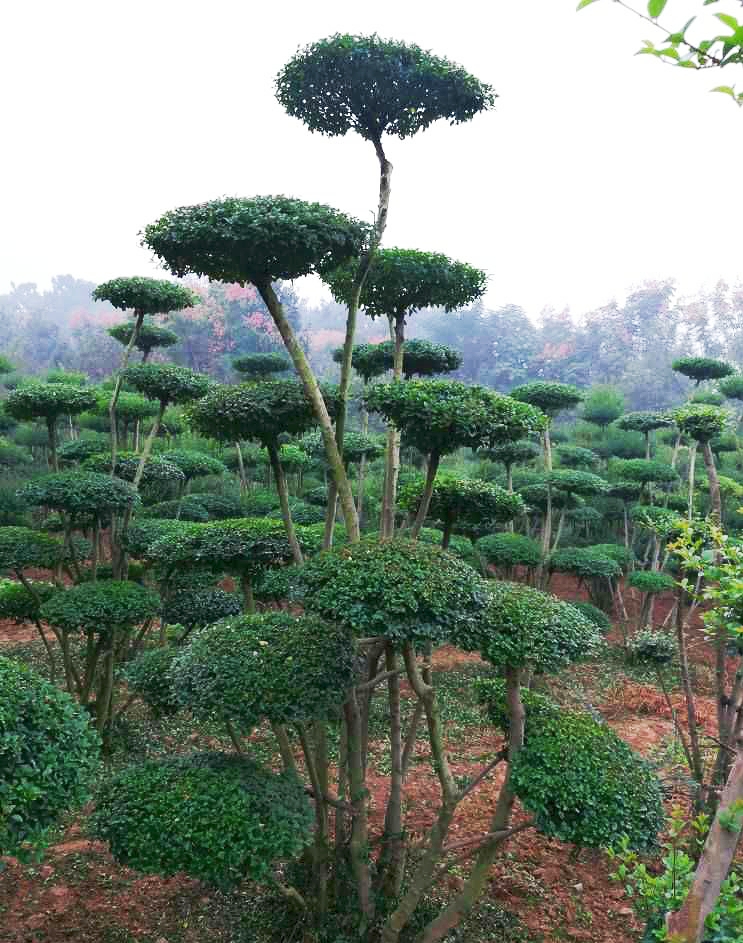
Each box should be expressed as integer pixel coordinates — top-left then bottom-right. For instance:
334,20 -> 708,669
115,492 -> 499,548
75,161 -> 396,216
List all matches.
92,277 -> 197,467
617,410 -> 674,460
161,449 -> 227,496
365,379 -> 544,539
188,380 -> 340,563
580,385 -> 625,429
398,474 -> 524,548
122,363 -> 211,489
545,469 -> 608,551
336,338 -> 462,383
5,383 -> 97,471
46,369 -> 88,386
0,657 -> 100,856
674,403 -> 728,523
108,319 -> 179,363
510,382 -> 584,566
162,586 -> 242,642
691,389 -> 724,406
555,444 -> 600,469
328,248 -> 487,537
143,196 -> 369,544
627,569 -> 675,631
478,440 -> 540,530
719,373 -> 743,403
476,532 -> 543,580
548,545 -> 622,612
277,34 -> 494,549
232,352 -> 291,378
91,752 -> 313,888
39,579 -> 160,732
672,356 -> 734,387
92,390 -> 158,451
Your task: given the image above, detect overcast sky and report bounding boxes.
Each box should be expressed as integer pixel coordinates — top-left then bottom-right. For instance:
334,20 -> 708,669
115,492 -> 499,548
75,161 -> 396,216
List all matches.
2,0 -> 742,319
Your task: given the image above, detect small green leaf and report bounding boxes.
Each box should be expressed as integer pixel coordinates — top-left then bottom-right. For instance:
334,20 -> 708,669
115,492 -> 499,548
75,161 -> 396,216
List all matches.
647,0 -> 668,18
712,85 -> 736,97
716,12 -> 740,31
576,0 -> 600,9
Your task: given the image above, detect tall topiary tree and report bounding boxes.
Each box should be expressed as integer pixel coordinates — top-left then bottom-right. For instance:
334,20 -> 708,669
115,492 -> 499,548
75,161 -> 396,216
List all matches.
232,352 -> 291,378
672,356 -> 734,387
365,380 -> 545,539
673,403 -> 728,522
328,248 -> 487,537
92,390 -> 158,452
91,278 -> 197,468
5,384 -> 97,471
188,379 -> 340,562
143,195 -> 369,543
108,320 -> 179,363
617,410 -> 673,460
276,35 -> 494,543
545,468 -> 609,551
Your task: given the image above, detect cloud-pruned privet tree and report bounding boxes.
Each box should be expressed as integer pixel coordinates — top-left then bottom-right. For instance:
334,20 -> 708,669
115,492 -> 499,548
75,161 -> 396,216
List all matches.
232,352 -> 291,378
672,355 -> 734,387
580,385 -> 625,429
122,363 -> 211,490
92,390 -> 158,452
673,403 -> 728,523
555,444 -> 600,469
510,382 -> 584,567
476,532 -> 543,580
108,320 -> 179,363
188,379 -> 341,563
365,379 -> 545,539
5,384 -> 97,471
617,410 -> 673,460
143,196 -> 368,543
545,468 -> 609,551
0,657 -> 100,857
91,278 -> 197,469
333,338 -> 462,383
480,439 -> 541,502
328,249 -> 487,537
398,474 -> 524,549
277,35 -> 494,539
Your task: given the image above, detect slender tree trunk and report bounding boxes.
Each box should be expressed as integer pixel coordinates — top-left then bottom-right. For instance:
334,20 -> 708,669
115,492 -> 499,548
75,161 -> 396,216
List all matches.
344,692 -> 374,932
258,281 -> 359,543
46,418 -> 58,472
441,518 -> 454,550
537,424 -> 553,587
234,441 -> 248,492
379,644 -> 405,898
240,573 -> 255,614
551,509 -> 565,553
702,441 -> 722,524
110,310 -> 143,474
267,441 -> 303,565
687,443 -> 697,522
133,400 -> 166,490
381,315 -> 405,538
410,451 -> 440,540
645,431 -> 651,461
506,464 -> 514,533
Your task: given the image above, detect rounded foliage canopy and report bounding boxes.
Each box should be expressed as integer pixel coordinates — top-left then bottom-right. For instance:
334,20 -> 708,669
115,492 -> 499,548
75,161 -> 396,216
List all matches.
161,449 -> 226,481
327,248 -> 486,320
5,384 -> 97,423
92,277 -> 197,316
94,390 -> 158,423
0,527 -> 64,573
188,379 -> 339,445
399,474 -> 524,526
481,439 -> 541,468
555,445 -> 599,469
19,472 -> 138,518
476,533 -> 542,570
335,339 -> 462,381
232,352 -> 291,378
454,581 -> 599,672
673,403 -> 727,443
163,587 -> 242,630
509,381 -> 583,418
0,657 -> 100,855
546,469 -> 608,497
580,386 -> 624,427
172,611 -> 355,728
627,570 -> 675,594
122,363 -> 211,406
40,580 -> 160,635
549,546 -> 621,580
0,579 -> 56,623
611,458 -> 678,485
672,356 -> 734,384
275,33 -> 495,142
719,374 -> 743,401
616,410 -> 673,434
365,380 -> 545,458
143,195 -> 371,286
108,320 -> 179,354
91,752 -> 312,887
302,537 -> 488,644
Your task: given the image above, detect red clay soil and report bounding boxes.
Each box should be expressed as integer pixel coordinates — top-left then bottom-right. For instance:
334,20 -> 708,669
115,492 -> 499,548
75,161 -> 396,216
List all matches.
0,575 -> 717,943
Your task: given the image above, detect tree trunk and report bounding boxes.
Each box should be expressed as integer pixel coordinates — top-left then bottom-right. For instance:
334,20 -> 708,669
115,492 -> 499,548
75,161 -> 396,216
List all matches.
410,451 -> 440,540
381,315 -> 405,539
441,518 -> 454,550
46,417 -> 58,472
702,440 -> 722,524
378,644 -> 405,898
110,310 -> 143,474
687,443 -> 697,523
666,742 -> 743,943
267,441 -> 303,565
258,281 -> 360,543
234,441 -> 248,492
133,400 -> 166,490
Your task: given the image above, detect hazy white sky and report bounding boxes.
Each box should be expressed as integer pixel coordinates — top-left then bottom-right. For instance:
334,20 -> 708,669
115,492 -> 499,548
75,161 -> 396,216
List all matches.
2,0 -> 742,317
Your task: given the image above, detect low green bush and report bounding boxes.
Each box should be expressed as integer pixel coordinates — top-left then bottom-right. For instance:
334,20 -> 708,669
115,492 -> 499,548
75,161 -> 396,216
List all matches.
476,533 -> 542,570
571,601 -> 612,633
124,647 -> 181,717
0,579 -> 57,622
627,570 -> 675,594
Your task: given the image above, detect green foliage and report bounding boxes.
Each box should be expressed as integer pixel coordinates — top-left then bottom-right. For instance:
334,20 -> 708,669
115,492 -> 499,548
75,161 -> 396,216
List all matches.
609,480 -> 643,502
84,452 -> 185,488
161,449 -> 226,481
0,526 -> 64,573
580,385 -> 624,427
476,533 -> 542,570
144,196 -> 371,285
0,656 -> 100,855
480,439 -> 541,468
611,458 -> 679,484
163,587 -> 242,630
337,342 -> 392,383
19,471 -> 138,517
123,647 -> 181,717
340,431 -> 385,465
328,248 -> 486,321
691,389 -> 725,406
5,383 -> 97,423
123,519 -> 194,559
555,444 -> 599,469
91,752 -> 312,886
416,528 -> 476,563
719,373 -> 743,401
627,570 -> 675,594
616,410 -> 673,434
93,390 -> 158,422
629,628 -> 676,665
122,363 -> 211,406
454,580 -> 600,671
92,277 -> 197,315
139,497 -> 209,522
172,612 -> 355,727
275,33 -> 495,141
0,355 -> 14,375
46,369 -> 88,386
0,439 -> 32,469
365,379 -> 545,458
0,579 -> 56,623
336,339 -> 462,381
40,580 -> 160,635
510,381 -> 583,417
268,501 -> 325,526
399,474 -> 524,529
572,600 -> 612,633
549,546 -> 621,580
589,543 -> 636,569
302,537 -> 487,644
189,379 -> 340,445
631,504 -> 685,538
108,320 -> 179,354
672,356 -> 734,384
547,468 -> 608,496
190,492 -> 244,520
57,435 -> 110,466
511,704 -> 664,851
232,352 -> 291,377
673,403 -> 728,443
